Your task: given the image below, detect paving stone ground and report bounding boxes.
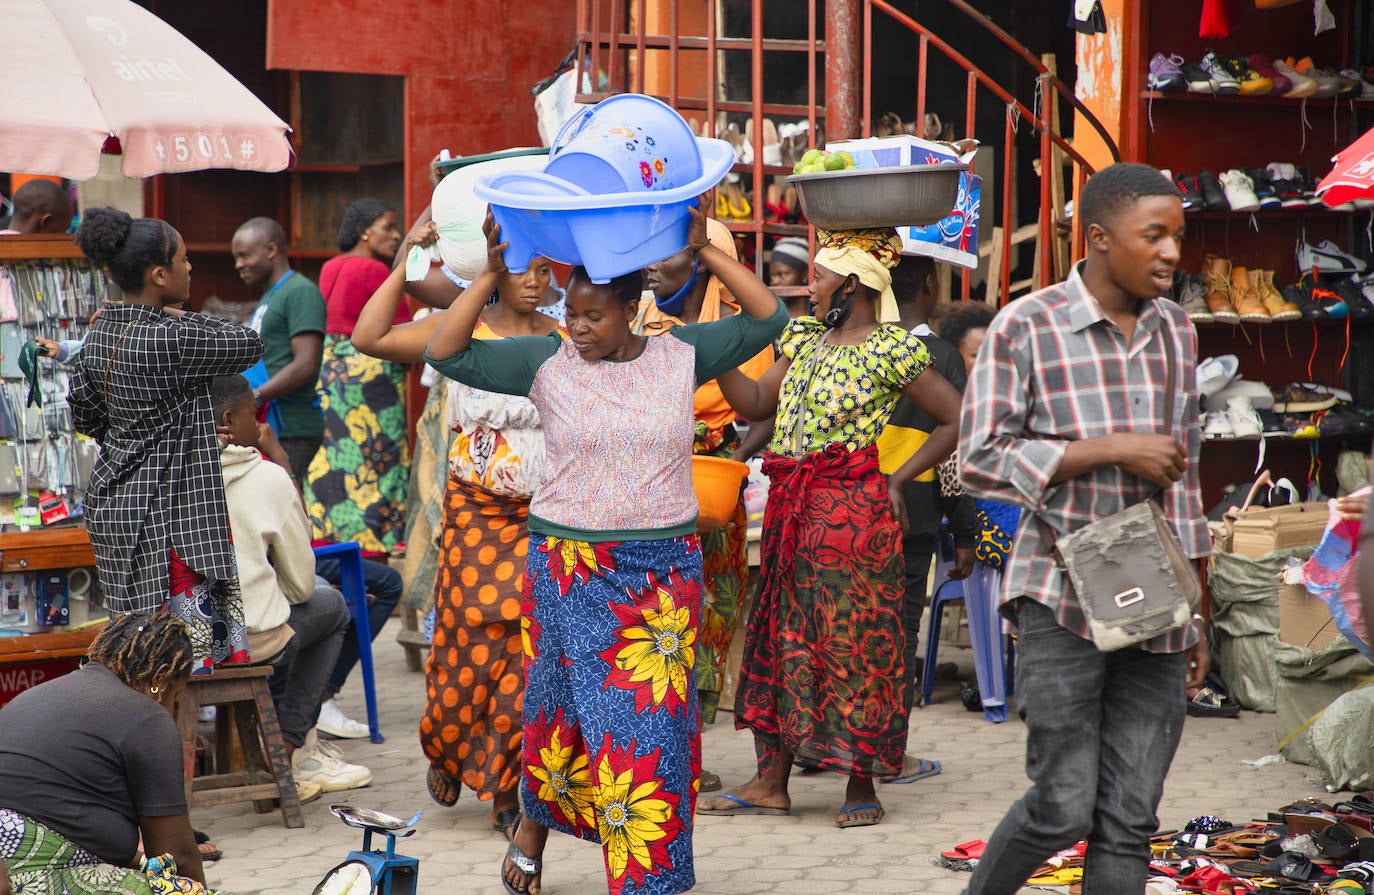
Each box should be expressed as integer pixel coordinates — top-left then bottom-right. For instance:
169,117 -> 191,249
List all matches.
198,627 -> 1328,895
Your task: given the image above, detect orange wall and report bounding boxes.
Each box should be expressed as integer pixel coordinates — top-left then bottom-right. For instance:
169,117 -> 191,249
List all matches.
265,0 -> 577,219
1072,0 -> 1129,169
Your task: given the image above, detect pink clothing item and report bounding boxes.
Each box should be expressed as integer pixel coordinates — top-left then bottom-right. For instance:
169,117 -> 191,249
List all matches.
320,254 -> 411,335
529,335 -> 697,534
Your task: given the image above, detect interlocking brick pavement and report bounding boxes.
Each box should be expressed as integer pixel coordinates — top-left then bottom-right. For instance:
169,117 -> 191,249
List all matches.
199,634 -> 1330,895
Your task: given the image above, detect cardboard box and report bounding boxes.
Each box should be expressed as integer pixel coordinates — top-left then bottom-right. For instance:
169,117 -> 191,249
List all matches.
826,135 -> 959,169
1227,502 -> 1330,558
1278,582 -> 1343,650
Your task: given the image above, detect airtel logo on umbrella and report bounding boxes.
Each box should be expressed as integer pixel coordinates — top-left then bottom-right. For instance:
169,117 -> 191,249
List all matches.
84,15 -> 127,46
1350,152 -> 1374,180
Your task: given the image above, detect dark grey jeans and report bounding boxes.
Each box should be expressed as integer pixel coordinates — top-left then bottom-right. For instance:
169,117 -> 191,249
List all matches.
965,598 -> 1187,895
264,584 -> 351,748
278,436 -> 323,482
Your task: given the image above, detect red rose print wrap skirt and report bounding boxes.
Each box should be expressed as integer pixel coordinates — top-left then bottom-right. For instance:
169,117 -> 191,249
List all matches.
734,443 -> 909,778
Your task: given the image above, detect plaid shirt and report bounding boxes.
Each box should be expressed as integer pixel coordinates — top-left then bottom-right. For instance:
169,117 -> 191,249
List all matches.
958,264 -> 1209,653
69,304 -> 263,612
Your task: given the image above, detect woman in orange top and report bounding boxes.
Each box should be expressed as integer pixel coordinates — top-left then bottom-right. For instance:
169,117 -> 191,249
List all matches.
638,218 -> 773,756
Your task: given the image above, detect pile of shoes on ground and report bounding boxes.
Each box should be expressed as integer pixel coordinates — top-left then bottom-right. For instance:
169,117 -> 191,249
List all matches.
1148,50 -> 1374,100
940,798 -> 1374,893
1168,243 -> 1373,324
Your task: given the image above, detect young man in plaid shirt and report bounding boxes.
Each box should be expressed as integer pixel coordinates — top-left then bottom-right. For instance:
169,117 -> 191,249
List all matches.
958,163 -> 1211,895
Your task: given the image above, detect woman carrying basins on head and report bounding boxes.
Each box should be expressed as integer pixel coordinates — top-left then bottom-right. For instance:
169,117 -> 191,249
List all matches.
700,226 -> 962,829
425,200 -> 787,895
350,222 -> 560,842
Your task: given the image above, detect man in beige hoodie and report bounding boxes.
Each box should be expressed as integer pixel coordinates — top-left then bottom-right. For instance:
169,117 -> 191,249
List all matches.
213,374 -> 372,792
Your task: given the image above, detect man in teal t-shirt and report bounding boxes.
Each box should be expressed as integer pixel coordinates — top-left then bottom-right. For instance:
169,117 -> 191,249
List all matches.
231,217 -> 326,477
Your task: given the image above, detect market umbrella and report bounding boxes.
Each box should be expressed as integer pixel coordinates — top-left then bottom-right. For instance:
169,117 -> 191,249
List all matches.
0,0 -> 292,180
1315,126 -> 1374,208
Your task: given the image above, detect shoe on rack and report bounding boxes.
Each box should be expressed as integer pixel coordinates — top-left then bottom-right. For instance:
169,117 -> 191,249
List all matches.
1199,51 -> 1240,94
317,698 -> 371,739
1231,264 -> 1270,322
1248,53 -> 1292,95
1174,172 -> 1205,212
1266,162 -> 1306,207
1204,410 -> 1235,439
292,729 -> 374,792
1255,270 -> 1301,321
1196,354 -> 1240,401
1256,408 -> 1288,437
1147,53 -> 1189,93
1271,58 -> 1317,97
1333,277 -> 1374,322
1196,170 -> 1229,212
1281,277 -> 1340,320
1227,397 -> 1263,438
1338,69 -> 1374,99
1273,382 -> 1344,413
1246,169 -> 1282,209
1179,274 -> 1215,322
1298,240 -> 1367,275
1204,255 -> 1239,322
1222,56 -> 1273,95
1289,57 -> 1340,97
1315,240 -> 1368,273
1219,169 -> 1260,212
1180,61 -> 1217,93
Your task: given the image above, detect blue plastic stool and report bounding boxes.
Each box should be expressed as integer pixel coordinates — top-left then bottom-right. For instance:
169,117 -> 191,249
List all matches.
313,542 -> 383,743
920,541 -> 1014,723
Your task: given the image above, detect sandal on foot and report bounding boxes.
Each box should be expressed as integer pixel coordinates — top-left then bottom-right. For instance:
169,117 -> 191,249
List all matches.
882,757 -> 942,784
699,770 -> 722,793
193,830 -> 222,862
697,793 -> 789,816
836,803 -> 885,829
501,841 -> 542,895
426,766 -> 460,807
492,806 -> 522,842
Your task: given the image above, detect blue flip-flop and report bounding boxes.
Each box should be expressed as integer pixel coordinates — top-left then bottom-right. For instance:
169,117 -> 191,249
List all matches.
697,793 -> 789,816
883,757 -> 943,785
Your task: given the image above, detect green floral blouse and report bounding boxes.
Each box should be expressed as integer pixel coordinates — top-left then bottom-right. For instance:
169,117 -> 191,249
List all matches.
768,318 -> 932,457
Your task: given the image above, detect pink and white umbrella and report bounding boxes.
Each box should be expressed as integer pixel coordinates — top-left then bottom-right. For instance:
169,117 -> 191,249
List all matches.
1316,126 -> 1374,208
1,0 -> 292,180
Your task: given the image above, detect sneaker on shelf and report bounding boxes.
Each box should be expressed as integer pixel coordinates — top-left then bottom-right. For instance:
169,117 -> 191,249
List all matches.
1298,240 -> 1367,275
1158,167 -> 1173,183
1174,172 -> 1205,212
1266,162 -> 1306,207
1222,56 -> 1273,95
1273,382 -> 1345,413
1246,169 -> 1282,209
1196,170 -> 1229,212
1147,53 -> 1189,93
1182,60 -> 1218,93
1248,53 -> 1292,95
1219,169 -> 1261,212
1204,410 -> 1236,440
1293,166 -> 1321,205
1334,277 -> 1374,322
316,698 -> 371,739
1196,354 -> 1240,402
1338,69 -> 1374,99
1179,274 -> 1215,322
1256,408 -> 1289,437
1289,57 -> 1340,97
1199,51 -> 1240,94
1271,58 -> 1317,97
1226,397 -> 1263,438
292,729 -> 374,792
1206,378 -> 1276,413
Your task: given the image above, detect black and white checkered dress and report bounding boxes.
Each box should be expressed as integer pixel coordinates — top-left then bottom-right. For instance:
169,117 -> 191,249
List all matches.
69,304 -> 263,613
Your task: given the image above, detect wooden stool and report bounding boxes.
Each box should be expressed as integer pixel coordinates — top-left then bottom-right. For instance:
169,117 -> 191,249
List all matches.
397,607 -> 429,673
173,665 -> 303,828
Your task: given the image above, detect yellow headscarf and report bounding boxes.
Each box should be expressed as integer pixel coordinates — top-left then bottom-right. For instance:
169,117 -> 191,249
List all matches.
813,227 -> 903,324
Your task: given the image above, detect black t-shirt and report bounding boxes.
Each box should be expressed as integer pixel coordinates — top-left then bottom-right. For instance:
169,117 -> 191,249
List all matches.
0,662 -> 187,865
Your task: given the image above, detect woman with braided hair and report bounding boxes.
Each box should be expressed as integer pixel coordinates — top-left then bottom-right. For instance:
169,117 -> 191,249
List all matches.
0,613 -> 219,895
701,227 -> 962,828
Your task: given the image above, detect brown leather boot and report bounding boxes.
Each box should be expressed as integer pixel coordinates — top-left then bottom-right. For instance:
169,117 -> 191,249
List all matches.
1231,264 -> 1270,322
1205,255 -> 1238,322
1257,269 -> 1301,321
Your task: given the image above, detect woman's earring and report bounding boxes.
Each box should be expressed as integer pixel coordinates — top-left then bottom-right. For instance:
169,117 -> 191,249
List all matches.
150,685 -> 160,695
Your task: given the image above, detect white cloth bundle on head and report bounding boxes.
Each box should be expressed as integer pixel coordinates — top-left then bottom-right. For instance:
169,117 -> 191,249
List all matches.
416,151 -> 548,282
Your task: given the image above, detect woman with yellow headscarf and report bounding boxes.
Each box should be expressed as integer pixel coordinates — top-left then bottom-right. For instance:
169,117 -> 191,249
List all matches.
637,218 -> 774,791
699,226 -> 962,829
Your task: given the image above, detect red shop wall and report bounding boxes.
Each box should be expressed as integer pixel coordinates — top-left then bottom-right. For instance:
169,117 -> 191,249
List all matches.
265,0 -> 577,221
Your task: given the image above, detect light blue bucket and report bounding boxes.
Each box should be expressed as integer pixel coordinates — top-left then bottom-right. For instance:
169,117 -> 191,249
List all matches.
475,94 -> 734,283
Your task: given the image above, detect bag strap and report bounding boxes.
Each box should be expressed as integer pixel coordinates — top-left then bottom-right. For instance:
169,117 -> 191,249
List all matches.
1036,314 -> 1183,552
102,318 -> 139,410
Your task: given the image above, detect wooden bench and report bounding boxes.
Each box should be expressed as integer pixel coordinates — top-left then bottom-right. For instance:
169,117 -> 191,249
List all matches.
172,665 -> 303,828
397,607 -> 429,673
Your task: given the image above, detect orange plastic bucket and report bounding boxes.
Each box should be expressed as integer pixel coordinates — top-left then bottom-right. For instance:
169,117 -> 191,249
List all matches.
691,455 -> 750,532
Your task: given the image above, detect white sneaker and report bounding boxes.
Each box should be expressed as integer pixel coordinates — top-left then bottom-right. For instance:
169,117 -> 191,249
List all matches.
292,729 -> 374,792
1204,410 -> 1235,440
1226,397 -> 1262,438
1219,169 -> 1260,212
316,699 -> 370,739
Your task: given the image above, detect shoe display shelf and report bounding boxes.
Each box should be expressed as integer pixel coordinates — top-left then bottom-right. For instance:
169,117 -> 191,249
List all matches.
1122,0 -> 1373,511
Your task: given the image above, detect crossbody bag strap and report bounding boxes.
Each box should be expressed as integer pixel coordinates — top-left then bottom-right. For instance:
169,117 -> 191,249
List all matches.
101,318 -> 140,410
1035,315 -> 1182,552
